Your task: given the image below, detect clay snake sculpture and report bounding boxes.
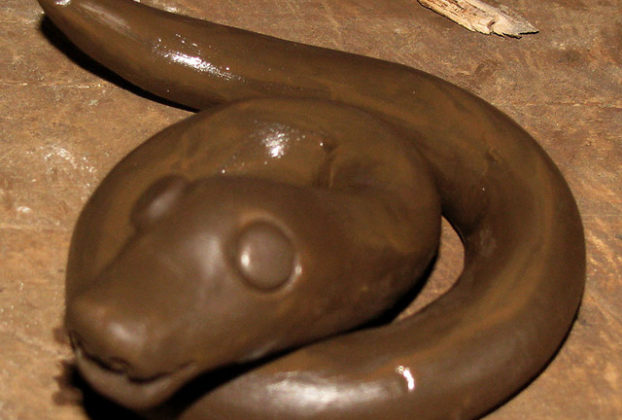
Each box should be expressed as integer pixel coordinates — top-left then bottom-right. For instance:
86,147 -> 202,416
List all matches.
38,0 -> 585,419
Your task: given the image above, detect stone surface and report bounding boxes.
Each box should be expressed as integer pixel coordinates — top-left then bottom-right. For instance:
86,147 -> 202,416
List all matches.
1,0 -> 620,419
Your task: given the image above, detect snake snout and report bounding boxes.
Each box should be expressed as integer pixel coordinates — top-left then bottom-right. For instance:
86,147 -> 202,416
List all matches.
67,284 -> 195,379
70,331 -> 131,375
66,290 -> 200,409
67,292 -> 150,378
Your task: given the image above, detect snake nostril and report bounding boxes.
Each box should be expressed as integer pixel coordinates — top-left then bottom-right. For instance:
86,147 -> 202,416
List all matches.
106,357 -> 131,373
68,331 -> 89,356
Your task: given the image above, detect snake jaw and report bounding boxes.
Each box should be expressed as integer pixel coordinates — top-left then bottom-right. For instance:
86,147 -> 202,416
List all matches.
73,342 -> 198,410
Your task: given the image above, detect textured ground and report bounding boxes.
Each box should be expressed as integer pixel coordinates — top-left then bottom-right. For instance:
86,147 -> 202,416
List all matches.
1,0 -> 620,419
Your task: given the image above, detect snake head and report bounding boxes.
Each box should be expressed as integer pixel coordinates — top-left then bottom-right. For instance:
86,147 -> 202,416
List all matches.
66,174 -> 432,410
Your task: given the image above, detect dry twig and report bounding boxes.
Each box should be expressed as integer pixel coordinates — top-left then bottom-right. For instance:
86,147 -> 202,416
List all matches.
418,0 -> 538,37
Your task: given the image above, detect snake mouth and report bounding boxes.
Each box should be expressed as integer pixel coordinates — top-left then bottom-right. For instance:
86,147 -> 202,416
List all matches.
73,346 -> 198,411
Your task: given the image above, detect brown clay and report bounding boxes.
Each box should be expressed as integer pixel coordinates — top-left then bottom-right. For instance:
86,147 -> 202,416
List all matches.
37,0 -> 585,419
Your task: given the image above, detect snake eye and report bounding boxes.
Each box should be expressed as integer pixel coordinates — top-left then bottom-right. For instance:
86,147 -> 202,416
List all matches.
131,175 -> 188,230
236,222 -> 296,290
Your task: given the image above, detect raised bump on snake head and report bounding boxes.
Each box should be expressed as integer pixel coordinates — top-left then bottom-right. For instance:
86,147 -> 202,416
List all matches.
38,0 -> 585,419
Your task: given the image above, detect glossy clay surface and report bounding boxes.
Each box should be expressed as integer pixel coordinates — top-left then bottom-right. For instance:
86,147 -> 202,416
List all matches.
37,0 -> 585,419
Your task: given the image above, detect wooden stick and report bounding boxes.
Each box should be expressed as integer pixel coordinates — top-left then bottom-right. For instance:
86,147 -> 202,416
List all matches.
418,0 -> 538,37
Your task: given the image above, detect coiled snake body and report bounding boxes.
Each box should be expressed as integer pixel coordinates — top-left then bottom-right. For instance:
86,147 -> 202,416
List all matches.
38,1 -> 585,419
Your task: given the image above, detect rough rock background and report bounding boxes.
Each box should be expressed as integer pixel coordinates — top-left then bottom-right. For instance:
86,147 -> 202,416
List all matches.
1,0 -> 620,418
